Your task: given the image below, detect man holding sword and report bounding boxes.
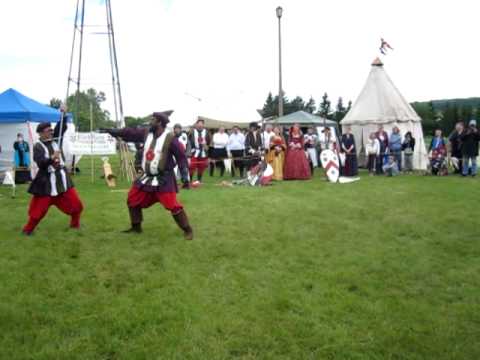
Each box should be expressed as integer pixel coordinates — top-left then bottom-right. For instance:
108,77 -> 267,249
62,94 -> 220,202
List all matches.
22,122 -> 84,235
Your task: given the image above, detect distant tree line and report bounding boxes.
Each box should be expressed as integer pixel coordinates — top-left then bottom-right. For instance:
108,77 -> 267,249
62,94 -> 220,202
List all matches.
48,88 -> 479,136
411,98 -> 480,136
50,89 -> 115,131
260,92 -> 352,124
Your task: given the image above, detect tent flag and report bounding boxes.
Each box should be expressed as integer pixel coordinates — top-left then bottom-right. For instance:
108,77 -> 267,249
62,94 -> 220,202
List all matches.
380,38 -> 393,55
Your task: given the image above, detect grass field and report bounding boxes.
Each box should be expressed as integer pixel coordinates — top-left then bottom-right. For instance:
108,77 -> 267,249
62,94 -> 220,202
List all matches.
0,159 -> 479,359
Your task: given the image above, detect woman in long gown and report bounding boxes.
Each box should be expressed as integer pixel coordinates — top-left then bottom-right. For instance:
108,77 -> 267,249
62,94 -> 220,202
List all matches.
284,124 -> 311,180
341,126 -> 358,176
266,126 -> 286,180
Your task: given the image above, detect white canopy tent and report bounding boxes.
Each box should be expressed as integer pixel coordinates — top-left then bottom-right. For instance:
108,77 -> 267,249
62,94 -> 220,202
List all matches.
341,58 -> 428,170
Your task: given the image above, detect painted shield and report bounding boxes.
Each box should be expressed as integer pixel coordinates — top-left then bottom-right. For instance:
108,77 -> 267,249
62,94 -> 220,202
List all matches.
320,149 -> 340,183
260,164 -> 274,186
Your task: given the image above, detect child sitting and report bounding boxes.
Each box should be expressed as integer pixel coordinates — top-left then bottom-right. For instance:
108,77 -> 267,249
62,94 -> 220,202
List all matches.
382,155 -> 399,177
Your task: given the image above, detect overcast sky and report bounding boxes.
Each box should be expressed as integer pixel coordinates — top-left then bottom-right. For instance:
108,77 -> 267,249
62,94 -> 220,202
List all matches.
1,0 -> 479,125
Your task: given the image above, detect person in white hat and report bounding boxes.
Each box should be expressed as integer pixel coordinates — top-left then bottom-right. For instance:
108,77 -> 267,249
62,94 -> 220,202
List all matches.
460,119 -> 480,177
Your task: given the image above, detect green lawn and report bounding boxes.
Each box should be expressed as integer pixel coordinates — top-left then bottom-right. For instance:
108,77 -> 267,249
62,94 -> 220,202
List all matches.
0,159 -> 479,359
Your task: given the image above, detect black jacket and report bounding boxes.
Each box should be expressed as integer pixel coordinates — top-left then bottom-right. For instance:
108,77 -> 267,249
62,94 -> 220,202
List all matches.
460,128 -> 480,157
402,137 -> 416,152
245,131 -> 263,154
28,140 -> 74,196
449,131 -> 463,158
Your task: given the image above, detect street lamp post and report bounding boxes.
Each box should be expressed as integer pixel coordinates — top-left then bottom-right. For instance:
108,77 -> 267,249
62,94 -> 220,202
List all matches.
276,6 -> 283,118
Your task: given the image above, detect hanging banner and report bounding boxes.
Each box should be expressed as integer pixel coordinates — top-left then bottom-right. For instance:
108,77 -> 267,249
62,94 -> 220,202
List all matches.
69,132 -> 117,155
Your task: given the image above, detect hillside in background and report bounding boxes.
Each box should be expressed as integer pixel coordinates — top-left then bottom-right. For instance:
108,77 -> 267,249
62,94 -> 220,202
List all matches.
411,97 -> 480,135
427,98 -> 480,111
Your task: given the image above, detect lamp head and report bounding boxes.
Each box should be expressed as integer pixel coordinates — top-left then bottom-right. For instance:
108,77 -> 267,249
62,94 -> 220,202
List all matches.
276,6 -> 283,18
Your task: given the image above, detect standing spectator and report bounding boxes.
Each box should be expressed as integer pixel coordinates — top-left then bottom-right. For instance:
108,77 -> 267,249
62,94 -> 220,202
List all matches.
227,126 -> 246,178
341,126 -> 358,176
266,126 -> 287,180
320,127 -> 337,152
389,126 -> 402,171
375,125 -> 389,174
209,127 -> 229,177
13,133 -> 32,183
304,126 -> 319,172
284,124 -> 311,180
402,131 -> 416,173
429,129 -> 448,176
261,124 -> 274,154
173,124 -> 188,151
449,122 -> 465,174
245,122 -> 263,169
365,132 -> 380,175
13,133 -> 30,168
460,120 -> 480,177
429,129 -> 447,152
188,119 -> 210,183
173,124 -> 189,180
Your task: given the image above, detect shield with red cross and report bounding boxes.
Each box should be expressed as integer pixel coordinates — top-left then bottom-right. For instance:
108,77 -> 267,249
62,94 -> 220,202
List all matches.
320,149 -> 340,183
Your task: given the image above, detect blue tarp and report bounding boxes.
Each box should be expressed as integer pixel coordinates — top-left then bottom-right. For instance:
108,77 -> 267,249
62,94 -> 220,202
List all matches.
0,88 -> 62,123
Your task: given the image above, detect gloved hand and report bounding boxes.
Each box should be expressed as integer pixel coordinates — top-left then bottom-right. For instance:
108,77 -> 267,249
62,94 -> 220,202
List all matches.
180,168 -> 190,189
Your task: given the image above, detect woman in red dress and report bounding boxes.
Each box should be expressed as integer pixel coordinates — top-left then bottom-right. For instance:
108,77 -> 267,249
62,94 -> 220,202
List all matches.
284,124 -> 312,180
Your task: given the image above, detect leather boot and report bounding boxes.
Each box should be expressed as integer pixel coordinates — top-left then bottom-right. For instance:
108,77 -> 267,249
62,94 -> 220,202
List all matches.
172,209 -> 194,240
123,207 -> 143,233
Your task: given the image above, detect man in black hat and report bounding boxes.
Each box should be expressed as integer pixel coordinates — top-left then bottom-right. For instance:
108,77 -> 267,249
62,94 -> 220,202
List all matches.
101,111 -> 193,239
245,122 -> 263,169
188,118 -> 210,183
22,122 -> 84,235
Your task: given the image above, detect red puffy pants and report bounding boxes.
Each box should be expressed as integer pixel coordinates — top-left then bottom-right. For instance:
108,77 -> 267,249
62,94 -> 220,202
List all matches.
189,156 -> 208,178
23,188 -> 84,233
127,186 -> 183,213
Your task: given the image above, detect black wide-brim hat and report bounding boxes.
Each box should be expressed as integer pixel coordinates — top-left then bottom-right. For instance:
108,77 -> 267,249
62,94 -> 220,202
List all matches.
151,110 -> 174,126
249,121 -> 259,129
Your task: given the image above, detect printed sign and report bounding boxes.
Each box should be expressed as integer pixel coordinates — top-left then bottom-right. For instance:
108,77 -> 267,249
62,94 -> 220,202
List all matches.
69,133 -> 117,155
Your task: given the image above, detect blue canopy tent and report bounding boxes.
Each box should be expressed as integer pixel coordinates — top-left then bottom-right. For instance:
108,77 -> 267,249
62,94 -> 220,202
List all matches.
0,88 -> 73,175
0,88 -> 63,123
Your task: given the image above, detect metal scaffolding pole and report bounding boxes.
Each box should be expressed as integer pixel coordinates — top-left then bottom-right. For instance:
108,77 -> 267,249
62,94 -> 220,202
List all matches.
65,0 -> 135,181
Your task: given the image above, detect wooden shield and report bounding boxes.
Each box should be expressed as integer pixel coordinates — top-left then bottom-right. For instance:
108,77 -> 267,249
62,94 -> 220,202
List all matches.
320,149 -> 340,183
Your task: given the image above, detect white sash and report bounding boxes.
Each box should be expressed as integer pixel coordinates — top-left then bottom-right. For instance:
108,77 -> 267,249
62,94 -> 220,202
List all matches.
193,129 -> 207,158
142,131 -> 169,176
39,141 -> 66,196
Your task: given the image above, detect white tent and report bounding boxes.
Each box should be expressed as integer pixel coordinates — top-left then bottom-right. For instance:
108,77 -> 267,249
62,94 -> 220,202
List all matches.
341,58 -> 428,170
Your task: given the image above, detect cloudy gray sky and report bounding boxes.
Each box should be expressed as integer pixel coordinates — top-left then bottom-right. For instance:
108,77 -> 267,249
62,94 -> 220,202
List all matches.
0,0 -> 478,125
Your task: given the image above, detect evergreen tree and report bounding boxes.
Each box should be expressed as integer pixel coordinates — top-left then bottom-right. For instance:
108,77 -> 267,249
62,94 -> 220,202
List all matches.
317,92 -> 332,119
49,98 -> 62,109
285,96 -> 305,115
334,97 -> 346,123
304,97 -> 316,114
261,92 -> 276,118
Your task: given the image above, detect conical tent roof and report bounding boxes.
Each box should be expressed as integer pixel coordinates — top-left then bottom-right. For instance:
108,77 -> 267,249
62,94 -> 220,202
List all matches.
266,110 -> 337,126
341,58 -> 421,125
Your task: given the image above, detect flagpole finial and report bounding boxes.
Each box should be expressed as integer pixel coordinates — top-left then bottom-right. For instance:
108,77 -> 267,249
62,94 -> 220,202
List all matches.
372,57 -> 383,66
